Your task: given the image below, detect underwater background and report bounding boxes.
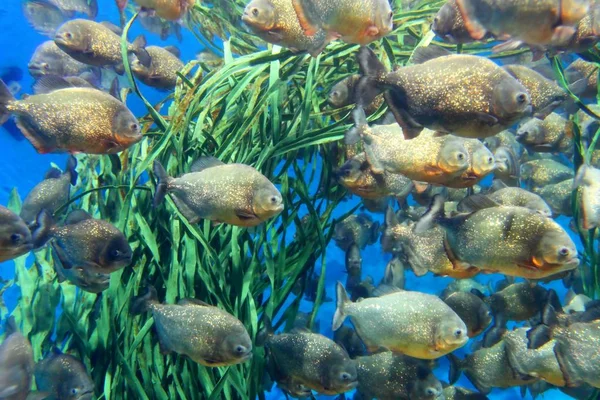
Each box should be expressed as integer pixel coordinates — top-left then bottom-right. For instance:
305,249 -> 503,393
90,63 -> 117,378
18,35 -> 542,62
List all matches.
0,0 -> 598,399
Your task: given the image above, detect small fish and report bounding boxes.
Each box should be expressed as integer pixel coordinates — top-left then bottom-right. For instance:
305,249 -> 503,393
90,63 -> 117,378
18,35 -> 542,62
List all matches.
139,14 -> 182,41
485,185 -> 553,217
34,348 -> 94,400
448,340 -> 535,394
445,138 -> 496,189
20,156 -> 77,226
486,282 -> 551,323
355,46 -> 532,139
133,0 -> 195,21
291,0 -> 394,45
196,51 -> 224,68
328,75 -> 384,116
332,213 -> 380,251
131,286 -> 253,366
52,242 -> 110,293
565,58 -> 599,99
335,153 -> 413,200
432,0 -> 485,44
0,77 -> 142,154
54,19 -> 150,71
503,65 -> 567,119
344,244 -> 362,292
516,114 -> 574,155
355,351 -> 443,400
535,178 -> 574,217
346,109 -> 470,185
153,157 -> 283,227
574,164 -> 600,230
520,159 -> 573,190
0,318 -> 34,400
28,41 -> 100,81
131,45 -> 184,90
417,195 -> 579,278
22,0 -> 68,37
0,206 -> 33,263
455,0 -> 589,47
242,0 -> 329,57
32,209 -> 132,274
442,291 -> 492,337
440,278 -> 489,299
49,0 -> 98,18
333,325 -> 365,359
381,255 -> 405,290
333,282 -> 468,359
350,277 -> 376,301
259,318 -> 358,395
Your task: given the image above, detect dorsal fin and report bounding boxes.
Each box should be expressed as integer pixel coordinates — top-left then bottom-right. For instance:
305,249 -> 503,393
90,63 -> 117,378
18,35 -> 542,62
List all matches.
44,167 -> 62,180
190,156 -> 225,172
178,298 -> 211,307
164,46 -> 181,58
65,210 -> 93,225
457,194 -> 499,213
412,45 -> 452,64
33,75 -> 74,94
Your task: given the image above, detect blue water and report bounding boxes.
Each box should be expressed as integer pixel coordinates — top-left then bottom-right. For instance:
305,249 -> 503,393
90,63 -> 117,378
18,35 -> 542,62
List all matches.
0,1 -> 584,399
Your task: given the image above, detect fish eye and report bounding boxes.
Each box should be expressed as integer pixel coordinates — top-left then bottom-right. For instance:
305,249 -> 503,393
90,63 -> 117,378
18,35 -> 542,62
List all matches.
426,388 -> 435,396
340,372 -> 352,381
454,329 -> 463,337
42,63 -> 49,70
111,249 -> 122,258
516,93 -> 527,104
65,32 -> 73,40
10,234 -> 22,244
270,196 -> 278,204
388,11 -> 394,20
487,156 -> 494,164
457,153 -> 465,161
251,7 -> 259,16
433,16 -> 439,25
130,123 -> 139,131
235,345 -> 246,354
559,247 -> 570,256
71,388 -> 79,395
331,90 -> 340,98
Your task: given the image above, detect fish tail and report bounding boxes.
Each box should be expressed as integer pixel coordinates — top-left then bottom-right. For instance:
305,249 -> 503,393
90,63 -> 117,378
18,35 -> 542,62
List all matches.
131,35 -> 151,68
344,107 -> 367,145
414,194 -> 445,234
130,285 -> 158,315
447,353 -> 464,384
355,47 -> 387,108
0,79 -> 15,126
152,161 -> 172,207
31,210 -> 55,249
332,281 -> 350,331
65,155 -> 78,186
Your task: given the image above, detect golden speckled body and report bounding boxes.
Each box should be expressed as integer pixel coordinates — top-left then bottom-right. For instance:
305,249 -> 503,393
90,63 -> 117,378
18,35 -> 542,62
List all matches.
565,59 -> 599,98
132,46 -> 184,90
575,165 -> 600,230
521,159 -> 573,190
20,172 -> 71,225
487,187 -> 552,217
364,125 -> 470,184
517,113 -> 574,154
6,88 -> 141,154
503,328 -> 565,386
165,164 -> 282,227
341,291 -> 468,359
333,214 -> 378,251
0,206 -> 32,264
28,41 -> 98,79
443,206 -> 578,278
535,178 -> 575,217
487,282 -> 547,321
552,14 -> 600,52
381,55 -> 531,138
355,352 -> 439,400
432,0 -> 477,44
265,331 -> 357,395
134,0 -> 193,20
484,129 -> 523,158
551,321 -> 600,388
149,301 -> 251,366
445,139 -> 495,188
504,65 -> 566,118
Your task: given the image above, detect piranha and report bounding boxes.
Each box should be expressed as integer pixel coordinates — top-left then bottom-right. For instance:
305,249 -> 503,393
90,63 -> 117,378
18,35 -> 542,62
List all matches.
122,0 -> 195,21
520,159 -> 573,191
354,351 -> 443,400
131,45 -> 184,90
0,206 -> 33,263
483,184 -> 553,217
0,318 -> 34,400
28,41 -> 100,81
482,281 -> 551,322
45,0 -> 98,18
22,0 -> 68,37
34,348 -> 95,400
54,19 -> 150,72
573,164 -> 600,230
291,0 -> 394,45
417,195 -> 579,279
333,325 -> 366,359
52,242 -> 111,293
20,156 -> 77,226
33,209 -> 132,274
333,282 -> 468,359
535,178 -> 574,217
455,0 -> 589,47
355,46 -> 532,139
332,213 -> 380,251
131,286 -> 253,367
442,291 -> 492,337
242,0 -> 329,57
444,139 -> 496,189
344,243 -> 362,292
0,77 -> 142,154
259,318 -> 358,395
329,75 -> 385,116
153,157 -> 283,227
346,109 -> 470,185
516,114 -> 574,155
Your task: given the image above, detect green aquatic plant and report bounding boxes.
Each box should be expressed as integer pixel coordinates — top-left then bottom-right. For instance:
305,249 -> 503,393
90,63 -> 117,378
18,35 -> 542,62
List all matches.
3,0 -> 600,399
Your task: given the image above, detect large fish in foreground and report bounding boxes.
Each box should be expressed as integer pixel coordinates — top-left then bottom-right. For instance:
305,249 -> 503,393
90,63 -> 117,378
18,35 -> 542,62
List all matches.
0,206 -> 33,263
355,46 -> 532,139
153,157 -> 283,227
0,77 -> 142,154
416,195 -> 579,278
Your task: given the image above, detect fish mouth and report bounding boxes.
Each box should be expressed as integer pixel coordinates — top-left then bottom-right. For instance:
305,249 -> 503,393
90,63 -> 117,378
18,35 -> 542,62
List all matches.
54,33 -> 69,46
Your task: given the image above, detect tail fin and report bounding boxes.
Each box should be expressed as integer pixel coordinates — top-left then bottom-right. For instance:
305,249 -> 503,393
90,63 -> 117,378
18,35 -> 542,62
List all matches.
344,107 -> 368,145
131,35 -> 151,67
0,79 -> 15,125
354,47 -> 387,108
447,353 -> 463,384
65,155 -> 78,186
31,210 -> 55,249
130,286 -> 158,315
332,281 -> 350,331
152,161 -> 172,207
414,194 -> 445,234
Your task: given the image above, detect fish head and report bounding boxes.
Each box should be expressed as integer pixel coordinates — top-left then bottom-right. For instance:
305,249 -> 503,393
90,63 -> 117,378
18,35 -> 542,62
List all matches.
112,108 -> 143,151
100,234 -> 132,271
328,81 -> 350,108
470,145 -> 495,177
493,77 -> 532,120
431,2 -> 457,42
253,184 -> 284,220
54,21 -> 89,53
241,0 -> 276,31
561,0 -> 591,25
516,118 -> 544,145
130,56 -> 150,77
326,359 -> 358,393
536,229 -> 579,271
28,58 -> 54,78
335,158 -> 363,185
437,139 -> 470,175
214,327 -> 253,366
409,370 -> 444,400
0,208 -> 33,262
435,317 -> 468,352
373,1 -> 394,38
56,374 -> 95,400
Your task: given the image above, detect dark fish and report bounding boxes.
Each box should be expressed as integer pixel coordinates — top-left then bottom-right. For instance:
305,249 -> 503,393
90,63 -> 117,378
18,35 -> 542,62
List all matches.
32,209 -> 132,274
0,318 -> 34,400
328,75 -> 384,115
131,286 -> 253,367
442,291 -> 492,337
565,58 -> 599,99
0,77 -> 142,154
485,282 -> 550,322
0,206 -> 33,263
344,244 -> 362,292
28,41 -> 100,80
432,0 -> 483,44
131,46 -> 184,90
52,242 -> 111,293
20,156 -> 77,226
34,348 -> 94,400
153,158 -> 283,227
333,325 -> 365,359
332,213 -> 380,251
